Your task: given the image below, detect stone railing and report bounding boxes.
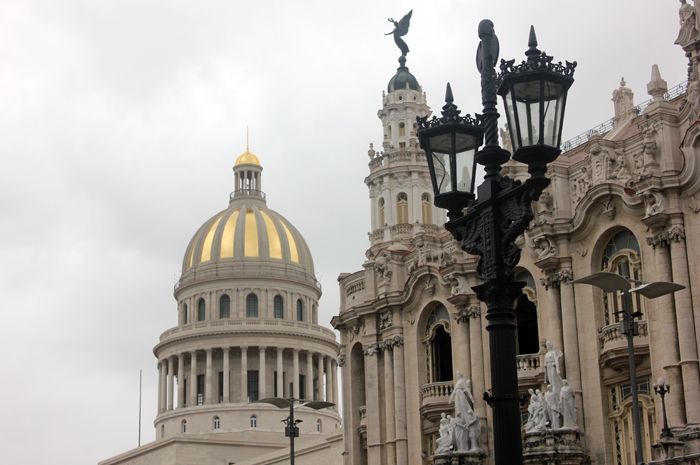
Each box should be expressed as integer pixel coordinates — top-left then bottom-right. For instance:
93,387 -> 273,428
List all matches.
371,229 -> 384,244
420,381 -> 454,402
392,223 -> 413,238
389,151 -> 411,163
369,157 -> 384,170
419,224 -> 441,236
369,150 -> 430,173
599,320 -> 648,352
517,353 -> 542,372
346,278 -> 365,297
159,318 -> 337,342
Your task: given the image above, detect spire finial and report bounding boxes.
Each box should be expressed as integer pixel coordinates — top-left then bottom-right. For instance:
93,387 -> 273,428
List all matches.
525,25 -> 541,63
445,82 -> 454,104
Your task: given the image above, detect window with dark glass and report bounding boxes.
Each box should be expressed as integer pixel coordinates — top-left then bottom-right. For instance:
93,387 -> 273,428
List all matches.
197,298 -> 205,322
219,295 -> 230,319
296,299 -> 303,322
218,372 -> 224,403
197,374 -> 204,405
247,370 -> 259,402
213,416 -> 220,430
299,374 -> 306,400
274,371 -> 278,397
183,303 -> 188,324
246,294 -> 258,318
274,295 -> 284,319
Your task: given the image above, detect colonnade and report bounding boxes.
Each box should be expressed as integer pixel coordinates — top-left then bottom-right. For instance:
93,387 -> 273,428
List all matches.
156,346 -> 338,414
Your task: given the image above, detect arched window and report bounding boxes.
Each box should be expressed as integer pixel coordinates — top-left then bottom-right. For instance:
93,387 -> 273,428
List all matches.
297,299 -> 303,321
213,416 -> 220,430
423,304 -> 453,383
183,303 -> 188,324
246,294 -> 258,318
197,299 -> 205,322
421,193 -> 432,224
397,193 -> 409,224
219,295 -> 230,319
379,198 -> 385,227
250,415 -> 258,428
317,419 -> 322,433
514,270 -> 539,355
274,295 -> 284,319
399,122 -> 406,137
600,229 -> 643,326
182,420 -> 187,433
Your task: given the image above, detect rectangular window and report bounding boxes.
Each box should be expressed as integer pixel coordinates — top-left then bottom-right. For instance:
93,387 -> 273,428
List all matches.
399,142 -> 406,150
274,371 -> 278,397
218,371 -> 224,403
283,372 -> 286,397
289,382 -> 294,398
313,379 -> 318,401
197,374 -> 204,405
299,374 -> 305,400
248,370 -> 259,402
183,379 -> 187,407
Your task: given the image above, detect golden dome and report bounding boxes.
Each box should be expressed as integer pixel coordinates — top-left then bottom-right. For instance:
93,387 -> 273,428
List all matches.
235,149 -> 260,166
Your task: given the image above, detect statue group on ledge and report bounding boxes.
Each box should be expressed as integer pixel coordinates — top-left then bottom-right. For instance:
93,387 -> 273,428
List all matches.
435,371 -> 483,455
525,341 -> 578,433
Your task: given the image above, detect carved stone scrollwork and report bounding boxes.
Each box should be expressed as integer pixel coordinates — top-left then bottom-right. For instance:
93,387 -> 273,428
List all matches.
363,343 -> 382,357
533,236 -> 557,261
337,354 -> 346,367
540,269 -> 574,290
646,227 -> 686,249
379,311 -> 393,330
383,335 -> 404,348
640,189 -> 668,217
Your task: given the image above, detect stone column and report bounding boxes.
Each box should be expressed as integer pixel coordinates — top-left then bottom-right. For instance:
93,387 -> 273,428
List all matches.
223,347 -> 230,403
277,347 -> 284,398
384,345 -> 397,465
189,351 -> 197,407
559,269 -> 584,431
468,306 -> 486,419
648,234 -> 686,427
325,356 -> 332,404
332,359 -> 339,411
293,349 -> 300,398
167,356 -> 175,410
393,338 -> 408,465
241,346 -> 248,403
157,361 -> 163,414
667,226 -> 700,425
364,347 -> 383,464
317,355 -> 325,401
455,307 -> 472,382
204,349 -> 213,404
259,347 -> 267,399
543,276 -> 565,374
177,353 -> 185,408
306,352 -> 314,401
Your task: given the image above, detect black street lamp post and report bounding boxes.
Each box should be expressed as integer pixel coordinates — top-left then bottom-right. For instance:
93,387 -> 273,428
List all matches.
417,20 -> 576,465
253,397 -> 334,465
654,378 -> 673,439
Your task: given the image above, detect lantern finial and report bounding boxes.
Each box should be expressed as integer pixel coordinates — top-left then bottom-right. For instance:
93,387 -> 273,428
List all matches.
445,82 -> 454,104
525,26 -> 540,63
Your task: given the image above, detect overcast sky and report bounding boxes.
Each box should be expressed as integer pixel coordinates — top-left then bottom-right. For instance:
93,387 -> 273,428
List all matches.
0,1 -> 687,464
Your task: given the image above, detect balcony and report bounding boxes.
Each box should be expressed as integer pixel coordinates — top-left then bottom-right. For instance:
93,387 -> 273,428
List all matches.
420,381 -> 454,423
599,320 -> 649,370
517,352 -> 544,386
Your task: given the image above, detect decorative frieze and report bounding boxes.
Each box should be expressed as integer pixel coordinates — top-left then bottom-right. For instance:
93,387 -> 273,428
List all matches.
540,270 -> 574,290
646,227 -> 686,249
454,305 -> 480,324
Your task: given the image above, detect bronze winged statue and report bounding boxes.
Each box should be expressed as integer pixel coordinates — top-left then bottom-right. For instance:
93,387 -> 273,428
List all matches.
386,10 -> 413,58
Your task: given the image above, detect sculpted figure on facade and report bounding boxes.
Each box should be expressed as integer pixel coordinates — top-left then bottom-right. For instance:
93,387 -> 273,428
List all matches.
466,409 -> 482,452
688,73 -> 700,121
525,389 -> 548,433
676,0 -> 699,46
533,236 -> 557,261
544,384 -> 562,429
379,311 -> 393,330
447,273 -> 470,296
435,413 -> 454,454
611,150 -> 632,184
560,380 -> 578,429
641,129 -> 659,166
374,252 -> 392,284
537,188 -> 553,220
641,189 -> 667,216
449,371 -> 475,418
544,341 -> 564,394
452,413 -> 470,452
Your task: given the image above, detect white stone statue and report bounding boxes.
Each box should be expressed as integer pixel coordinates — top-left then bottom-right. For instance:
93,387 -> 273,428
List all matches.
525,389 -> 548,433
560,380 -> 578,429
676,0 -> 698,46
524,389 -> 538,432
544,341 -> 564,395
466,409 -> 482,452
449,371 -> 474,419
435,412 -> 454,454
544,384 -> 562,429
452,412 -> 470,452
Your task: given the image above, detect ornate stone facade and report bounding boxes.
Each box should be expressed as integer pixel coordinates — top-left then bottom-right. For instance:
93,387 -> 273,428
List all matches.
335,3 -> 700,465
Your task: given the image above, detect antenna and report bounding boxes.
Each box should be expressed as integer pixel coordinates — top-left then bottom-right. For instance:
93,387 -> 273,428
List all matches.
138,369 -> 142,447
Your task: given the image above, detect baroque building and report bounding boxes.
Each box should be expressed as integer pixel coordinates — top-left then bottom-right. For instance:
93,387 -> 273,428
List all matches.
333,3 -> 700,465
101,147 -> 341,465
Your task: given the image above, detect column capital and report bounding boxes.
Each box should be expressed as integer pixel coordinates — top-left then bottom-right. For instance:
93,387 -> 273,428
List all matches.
259,346 -> 267,351
454,305 -> 481,323
205,348 -> 213,354
540,269 -> 574,290
647,226 -> 686,249
293,348 -> 300,354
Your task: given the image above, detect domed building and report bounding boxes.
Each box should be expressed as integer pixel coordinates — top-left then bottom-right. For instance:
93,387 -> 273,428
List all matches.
101,146 -> 341,465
